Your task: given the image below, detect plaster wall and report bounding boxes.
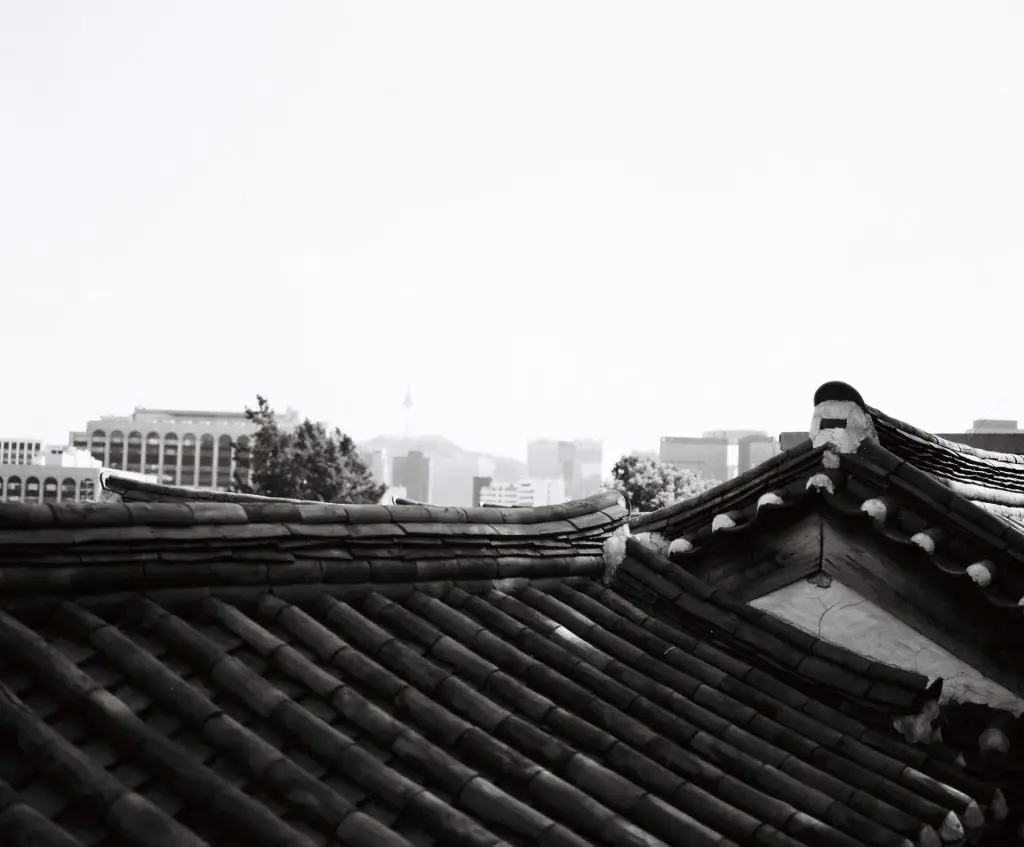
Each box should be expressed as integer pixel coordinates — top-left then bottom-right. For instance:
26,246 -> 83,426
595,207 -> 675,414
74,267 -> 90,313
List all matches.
751,577 -> 1024,714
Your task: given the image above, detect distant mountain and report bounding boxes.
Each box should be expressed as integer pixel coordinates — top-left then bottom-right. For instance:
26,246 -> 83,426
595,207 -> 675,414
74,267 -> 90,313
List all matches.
358,435 -> 527,506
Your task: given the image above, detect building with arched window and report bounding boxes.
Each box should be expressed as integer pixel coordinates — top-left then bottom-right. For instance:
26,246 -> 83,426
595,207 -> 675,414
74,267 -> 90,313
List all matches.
0,445 -> 158,503
70,406 -> 301,491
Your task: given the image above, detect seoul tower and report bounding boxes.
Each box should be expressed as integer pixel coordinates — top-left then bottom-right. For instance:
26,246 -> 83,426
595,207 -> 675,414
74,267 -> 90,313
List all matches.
403,384 -> 413,437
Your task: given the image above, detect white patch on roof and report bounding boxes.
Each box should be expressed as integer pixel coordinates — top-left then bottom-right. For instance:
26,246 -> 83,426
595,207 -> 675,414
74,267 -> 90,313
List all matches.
966,561 -> 993,587
601,523 -> 631,583
668,537 -> 693,555
860,498 -> 888,521
633,531 -> 670,556
805,473 -> 835,495
910,531 -> 936,554
711,513 -> 735,532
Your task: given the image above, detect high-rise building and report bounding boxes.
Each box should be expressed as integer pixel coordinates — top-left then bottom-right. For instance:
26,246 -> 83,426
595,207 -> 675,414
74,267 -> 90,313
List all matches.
659,435 -> 729,483
527,439 -> 604,500
738,434 -> 781,474
478,478 -> 567,508
779,431 -> 810,450
393,451 -> 431,502
471,475 -> 493,508
366,448 -> 392,488
0,438 -> 43,466
70,407 -> 301,489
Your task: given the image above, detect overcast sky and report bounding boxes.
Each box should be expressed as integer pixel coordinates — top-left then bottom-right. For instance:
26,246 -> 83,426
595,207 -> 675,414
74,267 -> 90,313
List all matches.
2,1 -> 1022,465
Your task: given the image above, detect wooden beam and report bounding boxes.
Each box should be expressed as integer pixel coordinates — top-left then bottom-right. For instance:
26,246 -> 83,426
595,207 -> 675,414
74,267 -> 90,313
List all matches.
687,509 -> 823,602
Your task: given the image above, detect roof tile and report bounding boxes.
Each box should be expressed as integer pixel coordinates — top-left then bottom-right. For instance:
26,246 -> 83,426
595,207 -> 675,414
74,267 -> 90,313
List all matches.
0,482 -> 1011,846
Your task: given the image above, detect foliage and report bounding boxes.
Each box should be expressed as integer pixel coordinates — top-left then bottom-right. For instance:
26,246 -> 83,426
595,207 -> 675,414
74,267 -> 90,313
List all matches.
230,396 -> 386,504
606,454 -> 719,513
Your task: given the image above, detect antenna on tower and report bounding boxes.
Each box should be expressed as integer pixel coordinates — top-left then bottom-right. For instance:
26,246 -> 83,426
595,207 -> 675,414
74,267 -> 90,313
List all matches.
403,384 -> 413,437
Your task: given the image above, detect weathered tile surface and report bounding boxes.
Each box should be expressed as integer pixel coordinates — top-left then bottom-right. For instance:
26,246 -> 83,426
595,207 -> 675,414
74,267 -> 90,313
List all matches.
2,431 -> 1020,847
0,484 -> 1003,846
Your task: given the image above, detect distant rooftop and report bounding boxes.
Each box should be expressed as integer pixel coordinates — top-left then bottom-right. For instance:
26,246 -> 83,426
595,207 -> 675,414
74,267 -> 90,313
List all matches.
135,408 -> 251,419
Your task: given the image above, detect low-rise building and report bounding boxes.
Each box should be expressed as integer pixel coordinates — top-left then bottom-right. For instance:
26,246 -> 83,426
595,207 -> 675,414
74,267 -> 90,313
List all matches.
478,477 -> 567,507
0,444 -> 157,503
69,406 -> 301,489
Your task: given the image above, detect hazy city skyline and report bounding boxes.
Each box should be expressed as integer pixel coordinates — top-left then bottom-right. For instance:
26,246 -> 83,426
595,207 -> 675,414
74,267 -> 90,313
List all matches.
3,2 -> 1023,466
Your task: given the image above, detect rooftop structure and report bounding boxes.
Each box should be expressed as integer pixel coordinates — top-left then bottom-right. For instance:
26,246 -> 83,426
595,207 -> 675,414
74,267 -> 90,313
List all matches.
527,438 -> 604,500
1,381 -> 1024,845
0,437 -> 43,466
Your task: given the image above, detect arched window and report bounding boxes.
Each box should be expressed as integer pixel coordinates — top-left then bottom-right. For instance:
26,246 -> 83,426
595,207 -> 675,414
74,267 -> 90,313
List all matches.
161,433 -> 179,484
145,432 -> 161,477
90,429 -> 107,465
198,434 -> 215,487
180,434 -> 197,486
24,477 -> 40,504
234,435 -> 252,487
61,478 -> 77,502
215,435 -> 233,489
126,431 -> 143,473
43,477 -> 59,503
108,430 -> 125,469
6,476 -> 21,501
79,477 -> 96,501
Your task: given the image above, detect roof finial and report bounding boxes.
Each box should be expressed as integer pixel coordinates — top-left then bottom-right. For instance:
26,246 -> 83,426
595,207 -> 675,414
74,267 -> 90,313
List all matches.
810,381 -> 877,454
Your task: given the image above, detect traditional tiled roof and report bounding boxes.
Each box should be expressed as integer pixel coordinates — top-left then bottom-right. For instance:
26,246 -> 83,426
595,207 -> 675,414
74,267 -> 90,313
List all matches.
0,424 -> 1014,845
867,407 -> 1024,520
630,383 -> 1024,616
625,382 -> 1024,838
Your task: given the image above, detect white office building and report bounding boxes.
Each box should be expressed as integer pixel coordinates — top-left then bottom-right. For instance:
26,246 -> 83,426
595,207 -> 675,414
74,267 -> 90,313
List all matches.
69,406 -> 300,489
0,445 -> 157,503
478,478 -> 567,508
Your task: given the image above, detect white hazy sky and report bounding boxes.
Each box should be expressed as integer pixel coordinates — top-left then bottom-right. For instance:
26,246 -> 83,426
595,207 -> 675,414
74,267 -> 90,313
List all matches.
3,1 -> 1023,465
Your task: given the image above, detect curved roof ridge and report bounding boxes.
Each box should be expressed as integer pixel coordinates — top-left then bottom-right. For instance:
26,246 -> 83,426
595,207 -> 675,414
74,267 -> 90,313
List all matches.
868,406 -> 1024,466
0,489 -> 628,607
96,472 -> 625,526
629,439 -> 824,532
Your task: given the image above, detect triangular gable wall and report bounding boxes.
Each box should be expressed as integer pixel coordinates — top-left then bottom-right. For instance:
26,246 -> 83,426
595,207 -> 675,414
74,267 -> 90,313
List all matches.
752,575 -> 1024,714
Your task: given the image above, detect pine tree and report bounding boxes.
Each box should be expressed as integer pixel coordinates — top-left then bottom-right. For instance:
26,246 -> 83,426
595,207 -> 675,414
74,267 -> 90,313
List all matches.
230,396 -> 385,504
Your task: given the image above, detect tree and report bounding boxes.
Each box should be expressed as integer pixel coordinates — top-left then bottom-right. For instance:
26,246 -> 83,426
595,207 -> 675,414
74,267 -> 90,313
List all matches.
606,454 -> 718,514
230,396 -> 386,504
